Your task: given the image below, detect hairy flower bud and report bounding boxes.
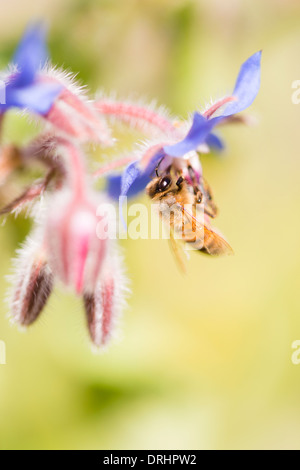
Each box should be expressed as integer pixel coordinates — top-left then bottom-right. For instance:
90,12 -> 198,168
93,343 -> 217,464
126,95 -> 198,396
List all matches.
8,233 -> 53,326
43,76 -> 111,145
45,190 -> 107,294
83,248 -> 129,349
83,279 -> 115,348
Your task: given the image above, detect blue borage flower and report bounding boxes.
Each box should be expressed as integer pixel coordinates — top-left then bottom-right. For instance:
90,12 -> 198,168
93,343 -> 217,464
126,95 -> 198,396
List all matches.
107,51 -> 262,200
0,23 -> 63,115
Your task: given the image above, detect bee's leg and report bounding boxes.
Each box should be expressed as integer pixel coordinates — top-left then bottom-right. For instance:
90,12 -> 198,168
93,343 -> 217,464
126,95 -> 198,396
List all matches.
194,191 -> 215,218
201,178 -> 218,218
187,165 -> 198,186
195,190 -> 203,203
187,165 -> 203,200
187,166 -> 218,217
202,178 -> 216,204
204,206 -> 218,218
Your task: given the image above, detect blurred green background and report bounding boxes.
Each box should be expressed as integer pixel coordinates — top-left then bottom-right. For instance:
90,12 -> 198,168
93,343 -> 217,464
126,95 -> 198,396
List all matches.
1,0 -> 300,450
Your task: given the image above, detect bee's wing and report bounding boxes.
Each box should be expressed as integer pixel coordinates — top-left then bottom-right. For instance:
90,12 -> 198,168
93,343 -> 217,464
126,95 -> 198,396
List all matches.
181,205 -> 233,256
168,227 -> 188,273
201,226 -> 233,255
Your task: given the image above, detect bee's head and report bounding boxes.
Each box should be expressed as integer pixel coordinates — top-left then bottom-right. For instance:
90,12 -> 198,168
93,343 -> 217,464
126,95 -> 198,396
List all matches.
146,173 -> 184,199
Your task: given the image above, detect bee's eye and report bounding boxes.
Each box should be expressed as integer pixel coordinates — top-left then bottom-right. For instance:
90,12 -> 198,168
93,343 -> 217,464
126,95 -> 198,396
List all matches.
158,176 -> 171,192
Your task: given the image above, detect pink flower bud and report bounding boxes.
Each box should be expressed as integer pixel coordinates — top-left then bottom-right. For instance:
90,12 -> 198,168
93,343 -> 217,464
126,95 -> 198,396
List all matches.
8,233 -> 53,326
45,190 -> 107,294
41,70 -> 111,145
83,248 -> 129,349
83,281 -> 114,348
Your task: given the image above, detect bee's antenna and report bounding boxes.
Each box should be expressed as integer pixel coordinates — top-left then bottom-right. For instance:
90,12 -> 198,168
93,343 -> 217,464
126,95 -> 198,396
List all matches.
155,157 -> 165,177
176,176 -> 184,187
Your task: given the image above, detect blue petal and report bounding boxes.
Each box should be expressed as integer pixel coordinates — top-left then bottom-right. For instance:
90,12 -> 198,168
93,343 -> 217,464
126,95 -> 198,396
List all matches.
120,161 -> 141,197
107,164 -> 150,200
2,81 -> 62,115
107,172 -> 149,199
127,172 -> 152,197
163,112 -> 221,157
107,151 -> 165,200
107,174 -> 123,199
162,53 -> 261,158
206,133 -> 225,151
118,160 -> 150,198
221,51 -> 262,117
120,151 -> 166,197
13,23 -> 48,86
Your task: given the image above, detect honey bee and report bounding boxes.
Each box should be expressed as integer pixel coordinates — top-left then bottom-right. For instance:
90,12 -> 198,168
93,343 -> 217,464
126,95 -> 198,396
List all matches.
146,163 -> 233,261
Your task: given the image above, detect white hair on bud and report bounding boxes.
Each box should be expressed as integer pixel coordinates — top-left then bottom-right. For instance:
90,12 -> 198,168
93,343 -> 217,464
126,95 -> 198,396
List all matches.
42,62 -> 89,100
84,242 -> 130,352
5,226 -> 52,327
94,91 -> 181,139
41,64 -> 112,146
0,63 -> 19,84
